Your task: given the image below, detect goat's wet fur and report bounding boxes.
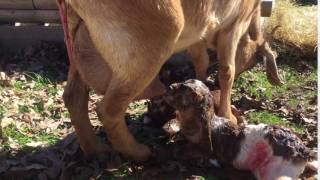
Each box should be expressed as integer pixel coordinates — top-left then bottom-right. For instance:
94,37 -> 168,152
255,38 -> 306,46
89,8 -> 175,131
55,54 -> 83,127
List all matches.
164,79 -> 316,180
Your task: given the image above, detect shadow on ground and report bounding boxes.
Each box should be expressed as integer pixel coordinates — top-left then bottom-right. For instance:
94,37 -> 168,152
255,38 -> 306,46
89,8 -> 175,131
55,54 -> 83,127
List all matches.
0,41 -> 69,84
0,123 -> 256,180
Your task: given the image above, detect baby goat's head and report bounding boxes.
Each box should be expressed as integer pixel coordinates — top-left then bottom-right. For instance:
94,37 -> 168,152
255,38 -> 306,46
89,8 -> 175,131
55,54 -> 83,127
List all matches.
164,79 -> 214,143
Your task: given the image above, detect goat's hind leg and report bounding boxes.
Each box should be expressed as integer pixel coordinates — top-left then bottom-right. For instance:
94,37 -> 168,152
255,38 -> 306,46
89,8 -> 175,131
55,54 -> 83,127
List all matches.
96,39 -> 181,162
70,0 -> 184,161
63,69 -> 111,159
60,3 -> 112,159
96,58 -> 173,161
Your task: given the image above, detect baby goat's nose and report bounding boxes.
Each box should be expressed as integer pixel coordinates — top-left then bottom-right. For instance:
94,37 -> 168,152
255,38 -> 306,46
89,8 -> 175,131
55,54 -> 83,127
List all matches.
168,83 -> 181,93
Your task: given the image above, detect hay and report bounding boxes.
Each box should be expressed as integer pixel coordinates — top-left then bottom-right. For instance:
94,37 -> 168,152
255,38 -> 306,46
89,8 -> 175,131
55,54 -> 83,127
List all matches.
264,0 -> 317,57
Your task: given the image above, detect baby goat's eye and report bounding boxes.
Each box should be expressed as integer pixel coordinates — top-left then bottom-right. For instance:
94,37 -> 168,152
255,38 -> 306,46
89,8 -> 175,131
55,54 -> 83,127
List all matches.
192,95 -> 202,103
179,85 -> 188,91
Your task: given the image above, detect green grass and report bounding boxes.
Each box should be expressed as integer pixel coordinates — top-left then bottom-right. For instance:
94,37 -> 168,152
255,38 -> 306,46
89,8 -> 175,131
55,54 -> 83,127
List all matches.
0,72 -> 64,154
127,101 -> 148,121
32,101 -> 45,115
234,66 -> 316,100
0,106 -> 6,116
13,81 -> 25,91
247,111 -> 304,134
25,72 -> 52,90
287,99 -> 300,108
12,73 -> 57,93
36,132 -> 60,145
3,124 -> 32,146
18,105 -> 30,114
128,101 -> 147,111
108,169 -> 130,179
47,86 -> 59,96
47,104 -> 61,119
101,165 -> 136,180
61,111 -> 70,118
3,124 -> 60,148
305,90 -> 317,99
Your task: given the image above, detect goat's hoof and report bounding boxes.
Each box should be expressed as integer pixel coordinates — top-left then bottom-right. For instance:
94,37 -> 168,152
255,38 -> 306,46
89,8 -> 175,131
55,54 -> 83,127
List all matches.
127,143 -> 152,162
229,114 -> 238,125
84,143 -> 122,169
97,149 -> 122,170
82,143 -> 111,159
231,106 -> 243,125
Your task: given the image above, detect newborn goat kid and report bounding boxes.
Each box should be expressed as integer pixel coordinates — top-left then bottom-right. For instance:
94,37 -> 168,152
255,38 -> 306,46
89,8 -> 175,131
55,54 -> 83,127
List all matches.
164,79 -> 316,180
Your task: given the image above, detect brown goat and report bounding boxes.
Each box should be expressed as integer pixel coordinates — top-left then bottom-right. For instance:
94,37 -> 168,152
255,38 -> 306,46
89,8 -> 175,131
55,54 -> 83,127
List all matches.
188,4 -> 282,92
57,0 -> 262,161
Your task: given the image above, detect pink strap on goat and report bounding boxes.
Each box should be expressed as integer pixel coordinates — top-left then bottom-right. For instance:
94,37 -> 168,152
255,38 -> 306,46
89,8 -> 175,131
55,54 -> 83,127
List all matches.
56,0 -> 74,68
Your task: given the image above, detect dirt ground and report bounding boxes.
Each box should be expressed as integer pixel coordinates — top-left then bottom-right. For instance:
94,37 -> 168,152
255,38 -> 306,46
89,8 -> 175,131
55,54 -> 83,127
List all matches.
0,40 -> 317,180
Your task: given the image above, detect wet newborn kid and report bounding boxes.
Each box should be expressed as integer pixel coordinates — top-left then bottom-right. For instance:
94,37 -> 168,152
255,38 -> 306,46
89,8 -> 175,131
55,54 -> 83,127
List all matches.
164,79 -> 316,180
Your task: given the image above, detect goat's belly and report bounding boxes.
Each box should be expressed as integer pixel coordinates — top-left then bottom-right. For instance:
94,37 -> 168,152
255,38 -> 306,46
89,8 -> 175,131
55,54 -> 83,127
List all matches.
173,25 -> 209,53
173,35 -> 202,53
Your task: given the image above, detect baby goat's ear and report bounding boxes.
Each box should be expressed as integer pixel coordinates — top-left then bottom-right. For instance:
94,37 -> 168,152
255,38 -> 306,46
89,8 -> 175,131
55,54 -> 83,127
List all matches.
204,79 -> 218,90
191,92 -> 203,104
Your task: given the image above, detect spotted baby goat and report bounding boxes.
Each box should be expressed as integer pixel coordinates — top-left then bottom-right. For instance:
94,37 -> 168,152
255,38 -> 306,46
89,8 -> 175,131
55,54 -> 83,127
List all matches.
164,79 -> 316,180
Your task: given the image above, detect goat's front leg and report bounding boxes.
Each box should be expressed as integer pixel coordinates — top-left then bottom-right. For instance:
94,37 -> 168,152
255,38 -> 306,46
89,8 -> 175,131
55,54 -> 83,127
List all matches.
97,79 -> 151,161
216,29 -> 243,124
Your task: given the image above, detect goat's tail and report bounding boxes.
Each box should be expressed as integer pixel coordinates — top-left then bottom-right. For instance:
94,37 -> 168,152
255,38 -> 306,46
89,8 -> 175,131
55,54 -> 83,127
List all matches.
264,25 -> 281,42
260,25 -> 283,86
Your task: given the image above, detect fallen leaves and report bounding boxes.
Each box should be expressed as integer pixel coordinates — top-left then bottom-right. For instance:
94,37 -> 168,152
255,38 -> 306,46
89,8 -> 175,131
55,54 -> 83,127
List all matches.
237,95 -> 267,112
0,71 -> 11,87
